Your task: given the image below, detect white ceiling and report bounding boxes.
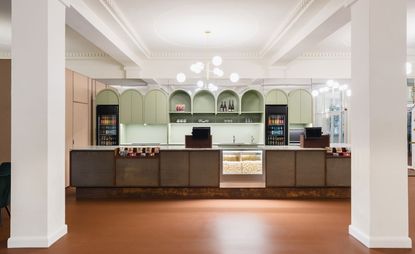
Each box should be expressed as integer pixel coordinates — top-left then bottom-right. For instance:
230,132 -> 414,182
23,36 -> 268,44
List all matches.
99,0 -> 298,53
306,0 -> 415,54
66,26 -> 106,54
1,0 -> 415,64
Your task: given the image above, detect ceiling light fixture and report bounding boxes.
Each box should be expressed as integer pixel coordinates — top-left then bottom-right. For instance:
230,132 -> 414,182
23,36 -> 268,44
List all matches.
176,31 -> 240,91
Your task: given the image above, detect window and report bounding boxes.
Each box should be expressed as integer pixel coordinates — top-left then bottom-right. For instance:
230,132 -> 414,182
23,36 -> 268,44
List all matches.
313,85 -> 350,144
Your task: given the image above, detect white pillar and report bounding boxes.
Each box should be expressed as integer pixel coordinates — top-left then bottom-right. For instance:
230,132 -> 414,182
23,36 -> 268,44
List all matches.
349,0 -> 411,248
8,0 -> 68,248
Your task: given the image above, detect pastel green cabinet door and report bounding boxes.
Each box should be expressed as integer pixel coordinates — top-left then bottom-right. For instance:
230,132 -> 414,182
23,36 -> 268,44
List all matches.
144,91 -> 157,124
266,89 -> 288,105
96,89 -> 119,105
120,91 -> 132,124
288,90 -> 301,123
300,90 -> 312,123
131,91 -> 143,124
156,91 -> 168,124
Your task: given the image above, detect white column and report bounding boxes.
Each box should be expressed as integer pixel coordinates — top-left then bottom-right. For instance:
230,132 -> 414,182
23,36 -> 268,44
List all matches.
8,0 -> 68,248
349,0 -> 411,248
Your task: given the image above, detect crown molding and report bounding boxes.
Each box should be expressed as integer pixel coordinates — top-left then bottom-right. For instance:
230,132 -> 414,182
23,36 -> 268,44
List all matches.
260,0 -> 314,57
148,51 -> 262,60
99,0 -> 151,58
65,52 -> 109,59
299,51 -> 351,59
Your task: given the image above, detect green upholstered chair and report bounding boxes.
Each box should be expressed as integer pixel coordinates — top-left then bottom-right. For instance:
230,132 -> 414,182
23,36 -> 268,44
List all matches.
0,162 -> 11,225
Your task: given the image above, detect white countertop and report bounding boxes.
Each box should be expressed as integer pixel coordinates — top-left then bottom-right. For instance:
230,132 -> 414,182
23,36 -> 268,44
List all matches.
71,145 -> 325,151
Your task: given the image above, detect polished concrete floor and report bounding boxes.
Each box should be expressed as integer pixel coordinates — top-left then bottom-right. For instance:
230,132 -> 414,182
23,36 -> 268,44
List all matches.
0,180 -> 415,254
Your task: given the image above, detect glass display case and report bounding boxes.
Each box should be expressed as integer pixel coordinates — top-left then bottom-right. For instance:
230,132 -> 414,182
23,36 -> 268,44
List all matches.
222,150 -> 263,175
221,150 -> 265,188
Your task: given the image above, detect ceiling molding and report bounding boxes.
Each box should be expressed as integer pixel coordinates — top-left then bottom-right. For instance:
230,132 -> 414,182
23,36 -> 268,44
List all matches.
300,51 -> 351,58
268,0 -> 351,65
66,52 -> 109,58
67,0 -> 144,67
98,0 -> 151,58
148,51 -> 261,60
260,0 -> 314,57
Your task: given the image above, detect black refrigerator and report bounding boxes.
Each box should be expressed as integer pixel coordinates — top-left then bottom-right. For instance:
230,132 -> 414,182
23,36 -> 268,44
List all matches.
96,105 -> 119,146
265,105 -> 288,145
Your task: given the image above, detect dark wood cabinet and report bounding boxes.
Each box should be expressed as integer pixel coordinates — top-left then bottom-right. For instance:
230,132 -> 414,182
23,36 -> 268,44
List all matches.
189,151 -> 220,187
296,150 -> 326,186
326,157 -> 351,186
71,151 -> 115,187
266,150 -> 296,187
160,151 -> 189,186
116,158 -> 159,186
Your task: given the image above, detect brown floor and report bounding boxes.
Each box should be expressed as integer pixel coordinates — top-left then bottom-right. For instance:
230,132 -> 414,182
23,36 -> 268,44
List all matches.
0,180 -> 415,254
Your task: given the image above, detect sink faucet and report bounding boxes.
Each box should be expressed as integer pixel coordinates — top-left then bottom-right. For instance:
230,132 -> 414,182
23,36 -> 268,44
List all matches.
233,135 -> 235,144
251,136 -> 255,144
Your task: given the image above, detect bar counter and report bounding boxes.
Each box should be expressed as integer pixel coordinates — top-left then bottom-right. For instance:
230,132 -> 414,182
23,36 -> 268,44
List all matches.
70,145 -> 350,199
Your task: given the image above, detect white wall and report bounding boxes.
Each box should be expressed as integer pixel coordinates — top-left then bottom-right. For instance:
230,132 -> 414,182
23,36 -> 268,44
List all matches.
120,123 -> 264,145
169,123 -> 264,145
120,124 -> 168,144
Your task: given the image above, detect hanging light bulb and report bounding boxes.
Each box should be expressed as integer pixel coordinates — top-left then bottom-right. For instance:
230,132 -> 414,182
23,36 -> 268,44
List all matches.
326,80 -> 335,87
208,83 -> 218,91
319,86 -> 330,93
212,56 -> 222,66
332,81 -> 340,89
213,68 -> 224,77
311,90 -> 319,97
196,80 -> 204,88
339,84 -> 348,91
230,73 -> 239,83
346,89 -> 352,97
176,73 -> 186,83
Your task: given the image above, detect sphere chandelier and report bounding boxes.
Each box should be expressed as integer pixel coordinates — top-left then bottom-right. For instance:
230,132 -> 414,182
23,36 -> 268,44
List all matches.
176,31 -> 240,91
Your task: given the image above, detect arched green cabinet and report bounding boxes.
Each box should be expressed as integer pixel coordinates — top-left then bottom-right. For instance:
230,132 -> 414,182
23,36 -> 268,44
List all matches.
119,89 -> 143,124
169,90 -> 191,113
96,89 -> 119,105
288,89 -> 312,124
193,90 -> 215,113
265,89 -> 288,105
217,90 -> 239,113
144,89 -> 168,124
241,90 -> 264,113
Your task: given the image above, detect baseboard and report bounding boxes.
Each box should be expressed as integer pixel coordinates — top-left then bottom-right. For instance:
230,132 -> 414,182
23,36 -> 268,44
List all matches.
8,224 -> 68,248
349,225 -> 412,248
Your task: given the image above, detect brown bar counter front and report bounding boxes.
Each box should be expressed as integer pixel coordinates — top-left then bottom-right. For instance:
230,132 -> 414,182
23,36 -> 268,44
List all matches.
70,146 -> 351,199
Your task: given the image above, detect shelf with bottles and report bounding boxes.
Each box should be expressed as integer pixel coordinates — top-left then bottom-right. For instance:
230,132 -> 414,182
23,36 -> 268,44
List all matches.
267,114 -> 286,126
217,90 -> 239,113
98,115 -> 117,126
169,90 -> 192,113
222,150 -> 263,175
266,136 -> 286,146
169,113 -> 263,124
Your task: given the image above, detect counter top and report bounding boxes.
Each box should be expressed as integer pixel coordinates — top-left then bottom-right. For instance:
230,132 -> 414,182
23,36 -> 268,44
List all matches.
71,145 -> 325,151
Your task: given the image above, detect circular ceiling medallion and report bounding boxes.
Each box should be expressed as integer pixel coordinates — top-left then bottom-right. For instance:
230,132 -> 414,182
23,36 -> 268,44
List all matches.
153,3 -> 259,49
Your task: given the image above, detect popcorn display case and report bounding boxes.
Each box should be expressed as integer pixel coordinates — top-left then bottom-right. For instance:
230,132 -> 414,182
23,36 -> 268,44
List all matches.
220,150 -> 265,188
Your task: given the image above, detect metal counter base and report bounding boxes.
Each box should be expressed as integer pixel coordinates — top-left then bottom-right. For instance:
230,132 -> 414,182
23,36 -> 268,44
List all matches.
75,187 -> 350,199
